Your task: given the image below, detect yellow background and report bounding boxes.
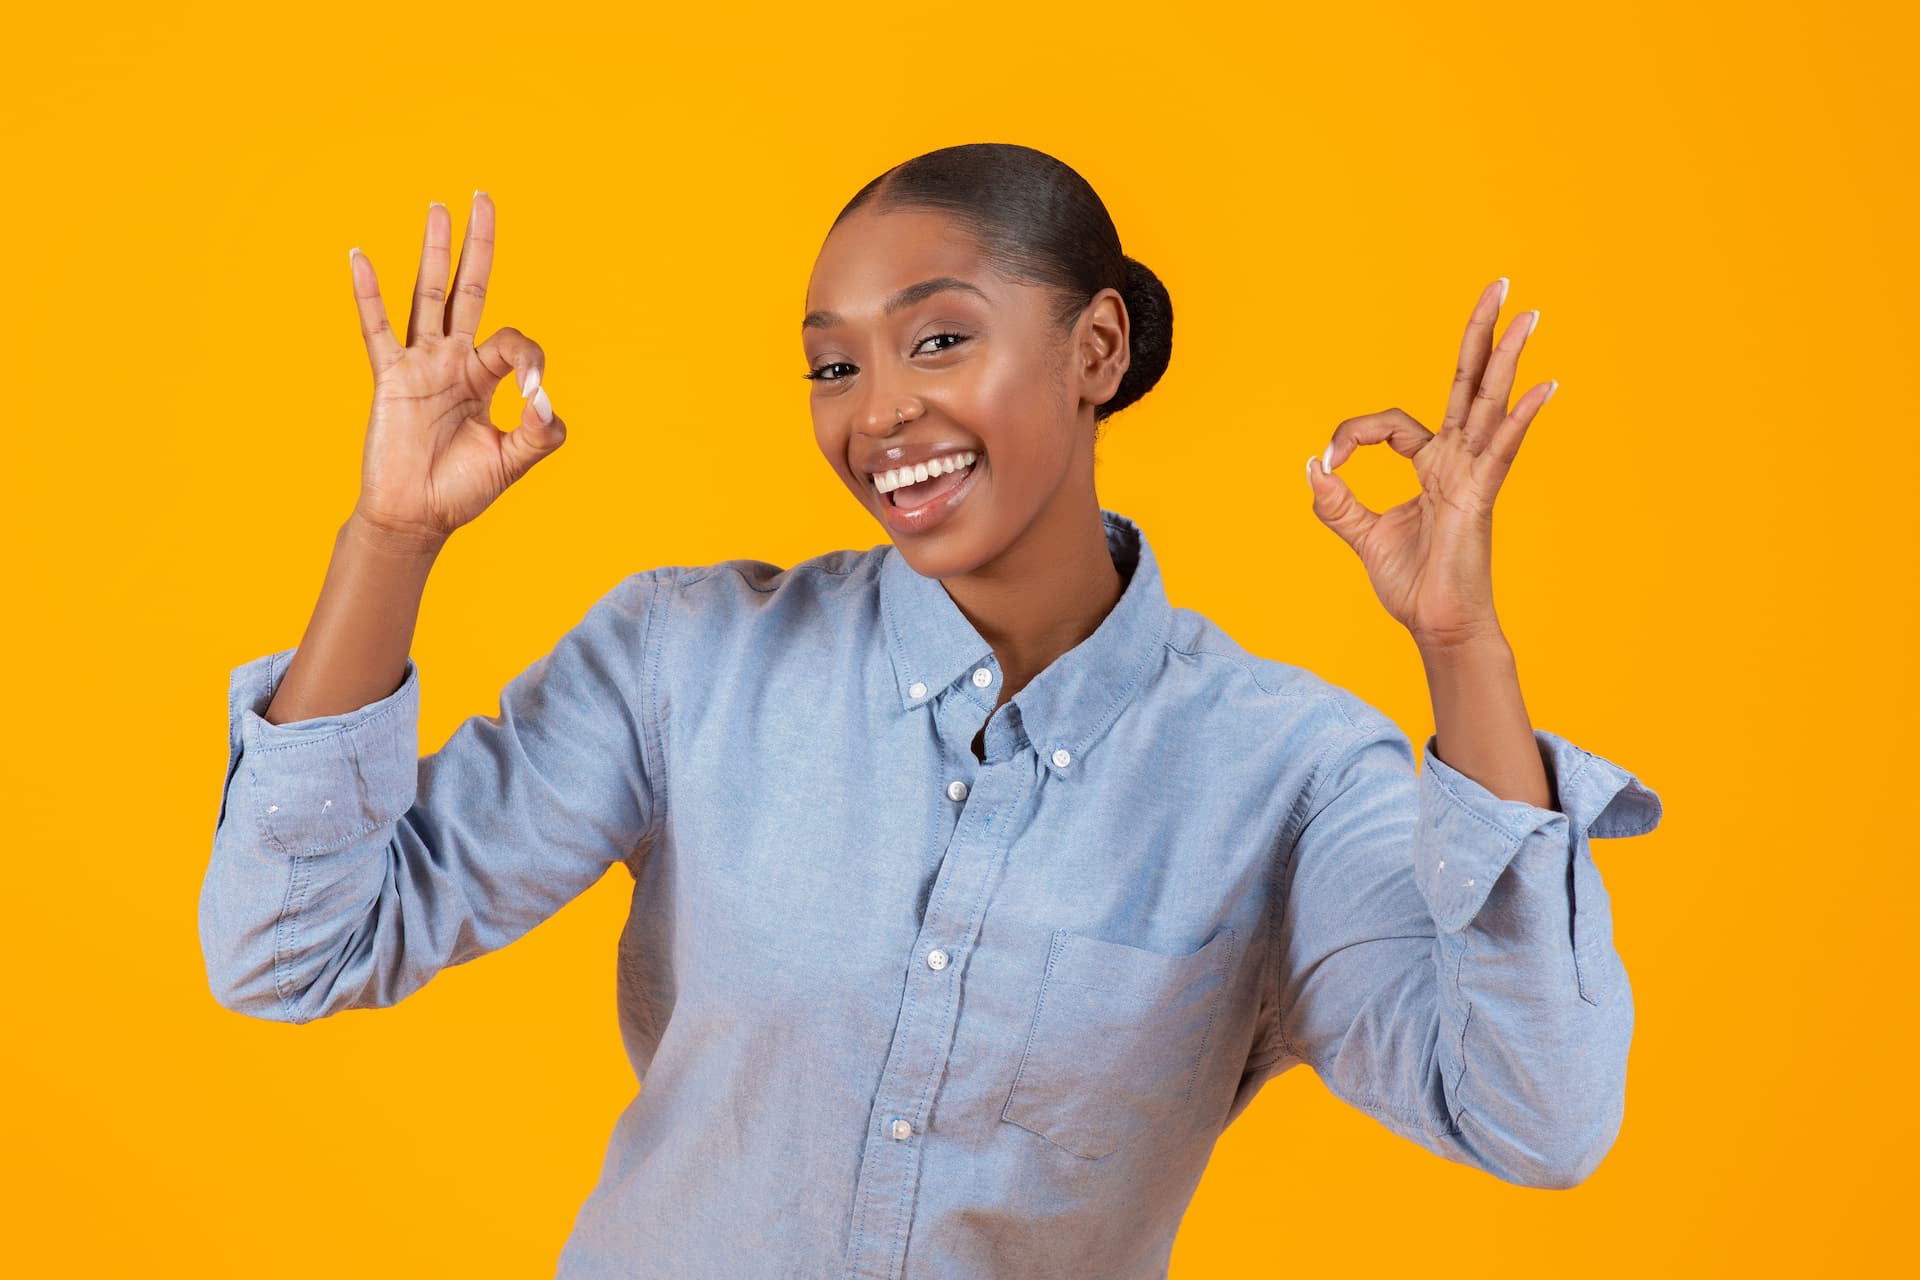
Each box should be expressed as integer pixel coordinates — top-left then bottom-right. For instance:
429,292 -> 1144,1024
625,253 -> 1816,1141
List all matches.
6,0 -> 1910,1274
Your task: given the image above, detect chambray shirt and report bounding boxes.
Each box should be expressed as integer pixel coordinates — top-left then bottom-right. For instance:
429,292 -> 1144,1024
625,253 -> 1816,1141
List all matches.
200,508 -> 1663,1279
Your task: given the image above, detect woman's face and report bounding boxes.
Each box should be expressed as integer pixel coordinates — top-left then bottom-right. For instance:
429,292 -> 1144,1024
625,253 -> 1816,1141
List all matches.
803,206 -> 1128,581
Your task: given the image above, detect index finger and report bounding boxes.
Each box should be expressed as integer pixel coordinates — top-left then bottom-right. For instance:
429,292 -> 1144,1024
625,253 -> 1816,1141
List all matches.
444,190 -> 495,346
1323,407 -> 1434,471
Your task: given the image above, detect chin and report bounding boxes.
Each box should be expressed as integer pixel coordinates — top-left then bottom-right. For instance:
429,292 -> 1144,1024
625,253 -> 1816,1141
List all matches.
889,528 -> 986,581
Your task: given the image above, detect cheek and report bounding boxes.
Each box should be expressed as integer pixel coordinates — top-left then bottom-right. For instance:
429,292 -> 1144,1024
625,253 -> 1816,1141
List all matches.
966,358 -> 1071,455
811,418 -> 864,494
995,383 -> 1079,492
812,412 -> 846,461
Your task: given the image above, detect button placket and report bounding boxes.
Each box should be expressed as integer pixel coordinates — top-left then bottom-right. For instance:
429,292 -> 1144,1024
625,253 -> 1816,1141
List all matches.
844,753 -> 1030,1280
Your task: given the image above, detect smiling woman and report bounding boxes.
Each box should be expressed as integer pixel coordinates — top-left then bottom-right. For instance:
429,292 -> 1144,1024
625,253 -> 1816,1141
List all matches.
802,148 -> 1172,596
798,150 -> 1173,650
200,142 -> 1661,1280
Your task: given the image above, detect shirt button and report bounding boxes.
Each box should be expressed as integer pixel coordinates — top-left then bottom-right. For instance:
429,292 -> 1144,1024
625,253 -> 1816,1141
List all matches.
1052,748 -> 1072,768
946,779 -> 969,802
908,681 -> 927,700
890,1118 -> 914,1140
926,948 -> 949,971
972,667 -> 993,688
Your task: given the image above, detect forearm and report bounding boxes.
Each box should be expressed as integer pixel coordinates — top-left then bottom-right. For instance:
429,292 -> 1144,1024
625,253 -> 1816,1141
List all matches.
1416,628 -> 1553,810
264,511 -> 443,724
1280,713 -> 1645,1187
205,639 -> 423,1021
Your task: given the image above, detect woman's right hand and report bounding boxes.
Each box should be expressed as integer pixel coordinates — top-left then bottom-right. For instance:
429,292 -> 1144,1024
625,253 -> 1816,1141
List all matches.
346,192 -> 565,551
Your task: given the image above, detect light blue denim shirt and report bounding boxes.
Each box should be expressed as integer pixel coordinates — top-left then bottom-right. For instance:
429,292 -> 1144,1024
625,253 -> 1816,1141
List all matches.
200,508 -> 1662,1279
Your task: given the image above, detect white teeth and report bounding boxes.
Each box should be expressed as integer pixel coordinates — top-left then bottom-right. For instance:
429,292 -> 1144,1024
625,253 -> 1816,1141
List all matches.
872,450 -> 978,494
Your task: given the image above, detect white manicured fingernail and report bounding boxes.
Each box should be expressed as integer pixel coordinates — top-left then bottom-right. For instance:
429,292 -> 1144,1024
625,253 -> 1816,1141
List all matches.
519,365 -> 542,399
1542,379 -> 1560,403
530,385 -> 553,424
1306,457 -> 1315,488
1495,277 -> 1510,306
1527,308 -> 1541,335
1322,444 -> 1335,473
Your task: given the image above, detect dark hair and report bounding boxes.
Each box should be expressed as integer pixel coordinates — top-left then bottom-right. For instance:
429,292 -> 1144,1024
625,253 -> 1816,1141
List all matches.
832,142 -> 1173,432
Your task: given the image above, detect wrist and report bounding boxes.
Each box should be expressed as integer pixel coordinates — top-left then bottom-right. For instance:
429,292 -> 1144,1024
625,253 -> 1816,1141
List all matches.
1411,618 -> 1509,662
344,508 -> 449,562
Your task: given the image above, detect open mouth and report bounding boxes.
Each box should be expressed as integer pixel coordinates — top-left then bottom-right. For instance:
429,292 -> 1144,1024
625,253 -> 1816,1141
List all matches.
878,452 -> 981,509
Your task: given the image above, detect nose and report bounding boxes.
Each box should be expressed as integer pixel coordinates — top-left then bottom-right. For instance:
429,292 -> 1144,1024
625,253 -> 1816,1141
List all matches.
855,379 -> 919,438
857,402 -> 902,439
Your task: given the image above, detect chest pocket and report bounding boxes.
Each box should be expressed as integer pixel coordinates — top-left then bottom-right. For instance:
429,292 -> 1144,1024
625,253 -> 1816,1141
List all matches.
1001,924 -> 1237,1160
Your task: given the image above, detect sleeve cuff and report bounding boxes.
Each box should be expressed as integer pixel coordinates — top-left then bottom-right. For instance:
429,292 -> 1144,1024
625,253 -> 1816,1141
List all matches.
224,646 -> 421,857
1414,729 -> 1663,933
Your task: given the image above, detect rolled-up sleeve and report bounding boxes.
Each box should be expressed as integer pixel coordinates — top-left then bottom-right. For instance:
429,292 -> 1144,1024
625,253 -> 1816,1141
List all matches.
198,569 -> 672,1024
1265,711 -> 1662,1189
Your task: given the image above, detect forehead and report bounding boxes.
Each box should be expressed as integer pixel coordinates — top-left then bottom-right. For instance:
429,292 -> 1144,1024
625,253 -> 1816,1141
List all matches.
805,207 -> 994,317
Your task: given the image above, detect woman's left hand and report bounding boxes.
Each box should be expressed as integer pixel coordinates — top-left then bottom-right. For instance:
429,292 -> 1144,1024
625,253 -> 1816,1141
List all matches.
1306,278 -> 1557,650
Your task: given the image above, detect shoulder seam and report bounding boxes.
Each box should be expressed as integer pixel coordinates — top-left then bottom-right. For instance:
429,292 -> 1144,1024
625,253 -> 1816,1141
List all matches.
1162,636 -> 1310,701
678,553 -> 869,593
637,568 -> 673,848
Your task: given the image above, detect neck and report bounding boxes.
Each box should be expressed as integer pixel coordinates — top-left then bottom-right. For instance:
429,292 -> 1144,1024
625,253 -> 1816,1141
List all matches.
939,489 -> 1124,708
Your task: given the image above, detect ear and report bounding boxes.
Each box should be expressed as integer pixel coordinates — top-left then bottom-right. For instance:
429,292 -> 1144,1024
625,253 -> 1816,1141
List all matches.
1074,287 -> 1131,411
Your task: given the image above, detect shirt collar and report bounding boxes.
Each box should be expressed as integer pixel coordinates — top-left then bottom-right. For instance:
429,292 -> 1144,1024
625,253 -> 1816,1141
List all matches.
878,507 -> 1173,774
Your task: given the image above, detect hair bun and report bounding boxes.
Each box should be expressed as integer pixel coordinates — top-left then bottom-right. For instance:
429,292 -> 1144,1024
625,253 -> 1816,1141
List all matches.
836,143 -> 1175,428
1106,255 -> 1173,422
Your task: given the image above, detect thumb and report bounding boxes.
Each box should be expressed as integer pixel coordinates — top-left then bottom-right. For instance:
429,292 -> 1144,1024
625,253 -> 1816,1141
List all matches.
501,383 -> 566,481
1306,451 -> 1377,554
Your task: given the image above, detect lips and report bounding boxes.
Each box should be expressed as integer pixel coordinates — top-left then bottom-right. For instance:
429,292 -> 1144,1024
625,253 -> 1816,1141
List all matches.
858,440 -> 984,486
877,449 -> 983,535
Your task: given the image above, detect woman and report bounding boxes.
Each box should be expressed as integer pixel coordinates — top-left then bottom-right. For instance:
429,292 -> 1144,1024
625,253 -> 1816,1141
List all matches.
199,143 -> 1662,1278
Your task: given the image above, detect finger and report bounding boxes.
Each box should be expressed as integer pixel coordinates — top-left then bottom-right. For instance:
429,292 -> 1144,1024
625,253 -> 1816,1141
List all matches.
347,247 -> 402,375
500,381 -> 566,482
1477,379 -> 1558,493
473,325 -> 547,403
405,200 -> 453,346
1440,278 -> 1507,444
1321,407 -> 1434,473
445,190 -> 495,347
1461,307 -> 1539,454
1305,453 -> 1381,554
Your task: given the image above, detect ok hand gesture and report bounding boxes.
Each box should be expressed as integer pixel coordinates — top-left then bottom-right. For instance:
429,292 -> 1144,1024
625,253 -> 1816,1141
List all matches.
1305,278 -> 1557,650
347,192 -> 565,551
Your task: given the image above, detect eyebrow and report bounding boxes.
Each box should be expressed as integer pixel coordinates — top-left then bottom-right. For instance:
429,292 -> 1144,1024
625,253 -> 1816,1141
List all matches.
802,276 -> 991,332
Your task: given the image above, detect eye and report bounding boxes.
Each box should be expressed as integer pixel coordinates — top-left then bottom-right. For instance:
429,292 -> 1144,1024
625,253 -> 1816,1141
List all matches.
801,332 -> 972,383
917,331 -> 969,356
